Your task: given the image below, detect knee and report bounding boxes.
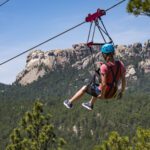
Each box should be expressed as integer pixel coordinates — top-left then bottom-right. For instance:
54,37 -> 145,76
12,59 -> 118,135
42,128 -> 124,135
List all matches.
81,85 -> 88,92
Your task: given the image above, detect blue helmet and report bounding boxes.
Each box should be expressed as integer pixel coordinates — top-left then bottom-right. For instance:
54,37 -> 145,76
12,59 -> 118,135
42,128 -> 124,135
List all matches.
101,43 -> 114,54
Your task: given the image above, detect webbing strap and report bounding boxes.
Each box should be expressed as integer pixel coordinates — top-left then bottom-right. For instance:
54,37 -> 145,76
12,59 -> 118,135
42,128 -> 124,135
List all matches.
94,69 -> 100,84
105,61 -> 120,97
90,68 -> 100,85
110,61 -> 120,84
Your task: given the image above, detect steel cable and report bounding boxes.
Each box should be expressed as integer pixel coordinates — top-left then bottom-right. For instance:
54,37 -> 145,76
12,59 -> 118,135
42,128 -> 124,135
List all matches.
0,21 -> 86,65
0,0 -> 126,66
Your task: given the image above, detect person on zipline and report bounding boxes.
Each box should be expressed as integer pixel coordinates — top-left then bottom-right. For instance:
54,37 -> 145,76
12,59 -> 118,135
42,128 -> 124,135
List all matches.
64,43 -> 126,110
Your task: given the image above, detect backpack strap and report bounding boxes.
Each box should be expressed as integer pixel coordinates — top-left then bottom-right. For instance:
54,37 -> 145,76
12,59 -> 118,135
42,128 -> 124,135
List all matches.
110,61 -> 120,85
105,61 -> 120,98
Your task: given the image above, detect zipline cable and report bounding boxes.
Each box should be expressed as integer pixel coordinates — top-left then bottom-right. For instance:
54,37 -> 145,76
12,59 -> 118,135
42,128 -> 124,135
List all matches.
95,20 -> 106,43
105,0 -> 126,12
87,22 -> 93,43
87,22 -> 97,70
98,18 -> 113,44
0,21 -> 85,65
0,0 -> 10,7
92,23 -> 96,41
0,0 -> 126,66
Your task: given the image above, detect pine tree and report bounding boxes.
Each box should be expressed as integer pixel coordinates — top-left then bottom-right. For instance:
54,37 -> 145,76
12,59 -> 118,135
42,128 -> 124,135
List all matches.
127,0 -> 150,16
94,131 -> 132,150
6,101 -> 66,150
132,127 -> 150,150
93,127 -> 150,150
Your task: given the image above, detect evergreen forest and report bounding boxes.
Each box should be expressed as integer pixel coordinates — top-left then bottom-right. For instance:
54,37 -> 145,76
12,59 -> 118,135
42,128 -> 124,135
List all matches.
0,65 -> 150,150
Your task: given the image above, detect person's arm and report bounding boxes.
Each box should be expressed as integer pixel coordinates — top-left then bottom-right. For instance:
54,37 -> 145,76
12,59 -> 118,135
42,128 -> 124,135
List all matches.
97,64 -> 108,99
117,69 -> 126,99
101,74 -> 107,98
97,73 -> 107,99
121,73 -> 126,94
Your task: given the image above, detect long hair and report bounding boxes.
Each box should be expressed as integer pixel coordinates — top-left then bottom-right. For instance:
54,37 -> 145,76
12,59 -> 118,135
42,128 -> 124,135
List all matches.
102,52 -> 115,62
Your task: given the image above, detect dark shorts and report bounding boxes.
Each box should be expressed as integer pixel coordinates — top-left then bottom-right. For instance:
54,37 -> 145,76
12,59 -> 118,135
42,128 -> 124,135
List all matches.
86,84 -> 101,97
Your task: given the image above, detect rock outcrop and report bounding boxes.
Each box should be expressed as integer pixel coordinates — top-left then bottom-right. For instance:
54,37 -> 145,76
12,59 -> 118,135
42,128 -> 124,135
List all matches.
16,40 -> 150,85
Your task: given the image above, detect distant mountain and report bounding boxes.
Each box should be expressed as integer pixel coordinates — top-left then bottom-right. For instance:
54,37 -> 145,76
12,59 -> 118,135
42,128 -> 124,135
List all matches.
0,40 -> 149,102
15,40 -> 150,87
0,83 -> 5,87
0,83 -> 9,90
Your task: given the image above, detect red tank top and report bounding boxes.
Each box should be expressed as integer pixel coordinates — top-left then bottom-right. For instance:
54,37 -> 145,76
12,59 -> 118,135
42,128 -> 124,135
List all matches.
99,60 -> 125,93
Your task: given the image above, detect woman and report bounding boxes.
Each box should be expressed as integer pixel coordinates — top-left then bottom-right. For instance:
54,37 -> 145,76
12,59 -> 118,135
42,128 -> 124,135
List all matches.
63,43 -> 126,110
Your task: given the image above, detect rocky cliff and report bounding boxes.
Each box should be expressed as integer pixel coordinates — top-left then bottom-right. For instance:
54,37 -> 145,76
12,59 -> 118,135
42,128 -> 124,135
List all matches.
16,40 -> 150,85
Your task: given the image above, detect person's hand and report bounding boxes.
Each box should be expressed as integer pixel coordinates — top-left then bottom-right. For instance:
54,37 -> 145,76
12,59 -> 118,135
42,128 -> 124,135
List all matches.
97,94 -> 104,99
97,94 -> 102,98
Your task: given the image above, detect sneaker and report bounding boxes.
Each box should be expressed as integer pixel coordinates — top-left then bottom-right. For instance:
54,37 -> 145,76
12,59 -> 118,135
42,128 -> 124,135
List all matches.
82,102 -> 93,110
63,100 -> 73,109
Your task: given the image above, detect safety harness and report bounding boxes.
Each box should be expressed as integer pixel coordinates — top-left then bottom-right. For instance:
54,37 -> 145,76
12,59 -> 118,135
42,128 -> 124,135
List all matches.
105,60 -> 120,98
84,9 -> 121,98
86,61 -> 121,98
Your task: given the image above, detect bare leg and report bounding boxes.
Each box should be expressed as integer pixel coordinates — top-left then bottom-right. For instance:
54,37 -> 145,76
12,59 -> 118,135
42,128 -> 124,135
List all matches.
69,85 -> 87,104
81,96 -> 97,110
89,96 -> 97,105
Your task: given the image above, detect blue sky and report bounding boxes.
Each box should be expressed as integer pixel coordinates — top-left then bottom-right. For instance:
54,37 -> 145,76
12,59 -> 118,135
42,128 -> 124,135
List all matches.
0,0 -> 149,84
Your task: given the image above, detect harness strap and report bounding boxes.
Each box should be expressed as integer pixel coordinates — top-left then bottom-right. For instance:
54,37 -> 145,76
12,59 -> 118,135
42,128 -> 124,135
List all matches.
90,68 -> 100,85
87,61 -> 120,98
105,61 -> 120,98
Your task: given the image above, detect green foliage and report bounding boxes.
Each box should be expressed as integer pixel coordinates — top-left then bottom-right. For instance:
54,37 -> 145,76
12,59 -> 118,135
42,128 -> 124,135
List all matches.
0,59 -> 150,149
94,127 -> 150,150
127,0 -> 150,16
94,132 -> 131,150
6,101 -> 66,150
133,127 -> 150,150
0,82 -> 150,149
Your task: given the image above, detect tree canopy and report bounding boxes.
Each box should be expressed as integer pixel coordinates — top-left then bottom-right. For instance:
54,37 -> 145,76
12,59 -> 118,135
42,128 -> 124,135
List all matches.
127,0 -> 150,16
94,127 -> 150,150
6,101 -> 66,150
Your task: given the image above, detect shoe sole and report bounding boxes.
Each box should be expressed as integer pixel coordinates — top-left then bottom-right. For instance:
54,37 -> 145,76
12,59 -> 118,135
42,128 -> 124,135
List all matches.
63,101 -> 72,109
82,103 -> 92,111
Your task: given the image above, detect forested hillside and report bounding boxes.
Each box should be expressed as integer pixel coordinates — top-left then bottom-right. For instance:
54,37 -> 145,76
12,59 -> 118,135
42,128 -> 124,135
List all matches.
0,66 -> 150,149
0,41 -> 150,149
0,0 -> 150,149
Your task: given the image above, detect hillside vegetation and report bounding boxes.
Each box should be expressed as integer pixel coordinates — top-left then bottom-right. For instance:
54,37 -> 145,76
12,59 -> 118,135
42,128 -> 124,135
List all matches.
0,41 -> 150,149
0,69 -> 150,149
